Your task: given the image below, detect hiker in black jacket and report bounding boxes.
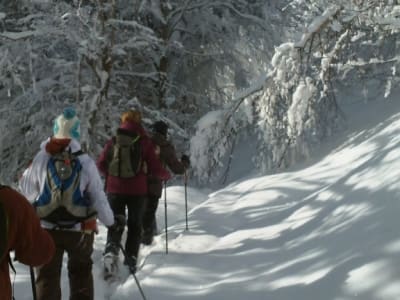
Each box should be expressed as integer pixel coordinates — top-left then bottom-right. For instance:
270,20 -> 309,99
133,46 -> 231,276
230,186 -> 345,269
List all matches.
142,121 -> 190,245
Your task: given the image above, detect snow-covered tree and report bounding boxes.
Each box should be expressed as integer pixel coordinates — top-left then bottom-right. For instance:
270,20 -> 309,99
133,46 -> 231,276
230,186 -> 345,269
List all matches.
0,0 -> 282,184
3,0 -> 400,187
191,1 -> 400,184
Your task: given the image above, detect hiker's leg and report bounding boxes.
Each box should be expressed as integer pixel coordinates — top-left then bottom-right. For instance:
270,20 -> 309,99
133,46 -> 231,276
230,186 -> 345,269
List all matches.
105,194 -> 127,253
67,231 -> 94,300
142,195 -> 159,244
142,195 -> 159,232
125,195 -> 147,259
35,230 -> 64,300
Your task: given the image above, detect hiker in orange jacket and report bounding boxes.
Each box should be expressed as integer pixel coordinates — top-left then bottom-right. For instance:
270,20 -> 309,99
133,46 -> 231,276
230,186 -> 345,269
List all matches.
0,186 -> 55,300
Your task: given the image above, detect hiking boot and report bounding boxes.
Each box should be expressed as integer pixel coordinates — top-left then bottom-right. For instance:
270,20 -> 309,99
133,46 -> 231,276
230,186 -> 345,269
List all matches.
104,242 -> 119,256
123,255 -> 137,274
141,229 -> 154,245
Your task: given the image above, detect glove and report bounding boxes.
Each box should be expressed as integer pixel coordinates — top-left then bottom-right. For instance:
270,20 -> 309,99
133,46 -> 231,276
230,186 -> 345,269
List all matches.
108,214 -> 126,232
181,154 -> 190,168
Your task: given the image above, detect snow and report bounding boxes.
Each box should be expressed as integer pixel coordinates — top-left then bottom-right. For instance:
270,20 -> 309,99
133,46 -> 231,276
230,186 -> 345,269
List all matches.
190,110 -> 226,179
10,95 -> 400,299
0,31 -> 38,40
288,77 -> 316,135
294,6 -> 340,49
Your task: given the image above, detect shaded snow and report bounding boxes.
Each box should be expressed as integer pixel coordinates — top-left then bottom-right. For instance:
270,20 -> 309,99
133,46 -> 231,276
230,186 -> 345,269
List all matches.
11,96 -> 400,300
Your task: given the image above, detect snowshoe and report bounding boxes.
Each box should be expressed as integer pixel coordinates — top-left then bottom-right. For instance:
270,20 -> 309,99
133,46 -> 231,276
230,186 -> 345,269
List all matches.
103,253 -> 119,282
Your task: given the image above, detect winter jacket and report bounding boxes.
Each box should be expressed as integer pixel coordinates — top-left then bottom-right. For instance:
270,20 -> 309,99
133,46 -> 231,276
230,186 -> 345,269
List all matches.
0,186 -> 55,300
97,121 -> 170,196
19,138 -> 114,230
148,132 -> 188,198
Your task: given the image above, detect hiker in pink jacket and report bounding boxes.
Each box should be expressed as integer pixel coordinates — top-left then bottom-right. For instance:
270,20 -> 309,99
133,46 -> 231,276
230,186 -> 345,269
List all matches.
97,109 -> 170,276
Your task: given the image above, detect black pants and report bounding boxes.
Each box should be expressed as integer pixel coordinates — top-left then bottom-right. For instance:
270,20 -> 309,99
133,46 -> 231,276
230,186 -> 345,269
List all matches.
142,194 -> 159,233
106,194 -> 146,258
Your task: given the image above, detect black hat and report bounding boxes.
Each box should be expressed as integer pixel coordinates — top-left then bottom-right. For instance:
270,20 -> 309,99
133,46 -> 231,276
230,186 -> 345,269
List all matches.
152,121 -> 168,136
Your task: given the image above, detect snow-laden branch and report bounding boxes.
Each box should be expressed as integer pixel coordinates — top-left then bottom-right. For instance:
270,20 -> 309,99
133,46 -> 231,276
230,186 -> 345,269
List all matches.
223,73 -> 268,127
294,6 -> 341,49
113,70 -> 159,81
0,31 -> 38,40
168,0 -> 193,36
168,0 -> 268,30
108,18 -> 156,36
372,5 -> 400,29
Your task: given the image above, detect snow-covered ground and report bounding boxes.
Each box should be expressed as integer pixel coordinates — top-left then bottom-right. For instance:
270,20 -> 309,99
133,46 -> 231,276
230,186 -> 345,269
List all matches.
12,96 -> 400,300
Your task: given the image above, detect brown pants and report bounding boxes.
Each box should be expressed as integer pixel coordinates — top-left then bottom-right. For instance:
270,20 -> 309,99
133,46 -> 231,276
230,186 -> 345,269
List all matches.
142,194 -> 159,233
35,229 -> 94,300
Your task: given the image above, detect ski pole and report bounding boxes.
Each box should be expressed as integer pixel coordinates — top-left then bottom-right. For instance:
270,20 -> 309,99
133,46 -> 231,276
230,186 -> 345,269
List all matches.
30,266 -> 37,300
164,181 -> 168,254
118,244 -> 147,300
184,171 -> 189,231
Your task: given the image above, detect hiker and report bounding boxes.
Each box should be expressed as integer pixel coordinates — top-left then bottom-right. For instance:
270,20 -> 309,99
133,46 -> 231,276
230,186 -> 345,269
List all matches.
19,107 -> 116,300
142,120 -> 190,245
97,109 -> 170,276
0,186 -> 55,300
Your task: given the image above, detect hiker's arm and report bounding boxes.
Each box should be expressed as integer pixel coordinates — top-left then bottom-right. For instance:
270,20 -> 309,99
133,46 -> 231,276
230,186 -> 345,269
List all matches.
6,189 -> 55,266
86,159 -> 114,227
18,152 -> 47,202
145,141 -> 171,181
163,143 -> 187,175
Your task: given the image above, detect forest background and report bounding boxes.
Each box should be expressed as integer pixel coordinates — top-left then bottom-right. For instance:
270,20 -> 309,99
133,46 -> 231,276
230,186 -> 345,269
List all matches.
0,0 -> 398,187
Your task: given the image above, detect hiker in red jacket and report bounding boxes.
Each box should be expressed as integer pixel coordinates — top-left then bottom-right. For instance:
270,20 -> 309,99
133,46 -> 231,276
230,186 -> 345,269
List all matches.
97,109 -> 170,276
0,186 -> 55,300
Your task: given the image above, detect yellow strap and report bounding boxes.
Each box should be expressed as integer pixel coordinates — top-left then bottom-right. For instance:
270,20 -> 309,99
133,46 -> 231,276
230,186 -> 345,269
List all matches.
131,135 -> 140,144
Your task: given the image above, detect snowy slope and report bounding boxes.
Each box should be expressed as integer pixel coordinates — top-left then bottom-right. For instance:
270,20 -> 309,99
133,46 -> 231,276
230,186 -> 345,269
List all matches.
12,97 -> 400,300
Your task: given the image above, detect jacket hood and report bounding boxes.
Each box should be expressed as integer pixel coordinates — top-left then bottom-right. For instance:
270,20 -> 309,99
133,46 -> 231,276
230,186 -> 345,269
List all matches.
120,121 -> 147,137
42,137 -> 82,155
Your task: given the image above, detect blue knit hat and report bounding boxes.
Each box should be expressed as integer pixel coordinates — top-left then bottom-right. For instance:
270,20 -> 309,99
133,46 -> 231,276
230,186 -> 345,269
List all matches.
53,107 -> 80,140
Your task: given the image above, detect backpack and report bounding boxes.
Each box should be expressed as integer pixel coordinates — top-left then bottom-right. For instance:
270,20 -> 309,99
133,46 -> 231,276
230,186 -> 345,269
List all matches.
107,129 -> 142,178
35,149 -> 96,227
